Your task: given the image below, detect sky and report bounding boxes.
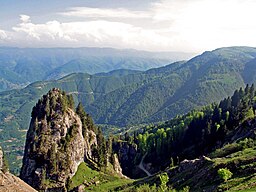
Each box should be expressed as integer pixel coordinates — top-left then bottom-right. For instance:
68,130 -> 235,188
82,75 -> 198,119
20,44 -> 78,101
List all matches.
0,0 -> 255,53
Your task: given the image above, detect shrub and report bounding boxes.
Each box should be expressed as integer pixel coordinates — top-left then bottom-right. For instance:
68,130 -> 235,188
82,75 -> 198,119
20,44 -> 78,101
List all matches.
218,168 -> 233,182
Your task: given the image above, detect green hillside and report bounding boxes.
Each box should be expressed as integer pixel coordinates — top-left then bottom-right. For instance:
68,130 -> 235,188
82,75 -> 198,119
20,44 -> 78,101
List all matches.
36,84 -> 256,192
109,84 -> 256,191
1,46 -> 256,174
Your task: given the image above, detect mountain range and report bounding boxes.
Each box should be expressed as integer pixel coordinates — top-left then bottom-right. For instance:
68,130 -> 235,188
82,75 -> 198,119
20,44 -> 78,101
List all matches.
0,47 -> 193,92
4,79 -> 256,192
1,46 -> 256,174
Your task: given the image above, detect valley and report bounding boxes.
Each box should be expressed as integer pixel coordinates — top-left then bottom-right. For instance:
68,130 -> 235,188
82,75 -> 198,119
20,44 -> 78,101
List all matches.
1,1 -> 256,191
0,47 -> 256,192
1,46 -> 256,175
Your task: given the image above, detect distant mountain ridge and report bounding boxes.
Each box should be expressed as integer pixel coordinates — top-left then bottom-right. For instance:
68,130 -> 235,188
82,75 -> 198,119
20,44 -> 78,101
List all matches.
1,46 -> 256,173
0,47 -> 193,92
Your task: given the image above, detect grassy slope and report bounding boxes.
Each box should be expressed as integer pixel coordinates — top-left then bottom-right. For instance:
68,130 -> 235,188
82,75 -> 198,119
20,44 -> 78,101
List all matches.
115,145 -> 256,192
68,162 -> 133,191
69,142 -> 255,192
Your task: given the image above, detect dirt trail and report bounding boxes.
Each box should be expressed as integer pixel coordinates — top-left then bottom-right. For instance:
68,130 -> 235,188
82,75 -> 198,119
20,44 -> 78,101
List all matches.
138,152 -> 152,177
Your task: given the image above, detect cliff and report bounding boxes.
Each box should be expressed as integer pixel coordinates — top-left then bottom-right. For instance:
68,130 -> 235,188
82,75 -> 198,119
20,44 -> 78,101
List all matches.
0,146 -> 37,192
20,89 -> 87,191
20,88 -> 125,191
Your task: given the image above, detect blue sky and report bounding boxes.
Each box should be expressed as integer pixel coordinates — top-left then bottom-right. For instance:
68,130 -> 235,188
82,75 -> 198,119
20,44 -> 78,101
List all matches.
0,0 -> 255,52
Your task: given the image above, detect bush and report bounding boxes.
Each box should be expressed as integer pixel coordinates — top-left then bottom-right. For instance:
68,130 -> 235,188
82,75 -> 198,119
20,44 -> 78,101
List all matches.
135,184 -> 157,192
159,173 -> 169,192
218,168 -> 233,182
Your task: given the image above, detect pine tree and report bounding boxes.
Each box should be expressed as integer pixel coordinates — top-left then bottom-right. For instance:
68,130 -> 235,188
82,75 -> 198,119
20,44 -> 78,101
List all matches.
67,94 -> 75,110
231,90 -> 240,108
97,128 -> 107,168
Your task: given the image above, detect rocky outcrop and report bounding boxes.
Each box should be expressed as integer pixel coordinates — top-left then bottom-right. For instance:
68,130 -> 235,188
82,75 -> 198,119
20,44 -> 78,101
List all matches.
0,147 -> 37,192
0,171 -> 38,192
84,129 -> 97,160
20,88 -> 126,191
20,89 -> 86,191
112,153 -> 124,177
113,141 -> 138,178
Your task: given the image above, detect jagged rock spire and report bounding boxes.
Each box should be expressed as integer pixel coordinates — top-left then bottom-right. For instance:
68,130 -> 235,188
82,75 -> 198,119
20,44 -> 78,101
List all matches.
20,88 -> 85,191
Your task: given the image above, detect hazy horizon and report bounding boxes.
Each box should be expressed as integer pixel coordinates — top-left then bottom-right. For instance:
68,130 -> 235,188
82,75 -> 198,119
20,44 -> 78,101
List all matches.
0,0 -> 255,52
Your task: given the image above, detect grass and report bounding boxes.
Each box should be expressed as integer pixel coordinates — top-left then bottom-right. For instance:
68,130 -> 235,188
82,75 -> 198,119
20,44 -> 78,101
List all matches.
213,146 -> 256,192
89,175 -> 132,192
237,187 -> 256,192
213,147 -> 256,166
68,162 -> 133,191
68,145 -> 256,191
219,174 -> 256,191
68,162 -> 100,190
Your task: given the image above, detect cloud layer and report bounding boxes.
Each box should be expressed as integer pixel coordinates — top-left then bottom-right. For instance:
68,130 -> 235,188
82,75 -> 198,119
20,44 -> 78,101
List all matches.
1,0 -> 256,52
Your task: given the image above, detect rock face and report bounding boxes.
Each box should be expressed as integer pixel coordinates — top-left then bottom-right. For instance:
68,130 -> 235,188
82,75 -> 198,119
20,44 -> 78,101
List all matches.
0,147 -> 37,192
113,141 -> 138,178
20,88 -> 126,191
0,172 -> 38,192
20,89 -> 86,191
112,153 -> 123,176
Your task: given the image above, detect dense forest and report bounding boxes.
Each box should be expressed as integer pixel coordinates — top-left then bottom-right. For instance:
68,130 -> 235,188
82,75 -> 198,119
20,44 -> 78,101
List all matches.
1,46 -> 256,174
1,86 -> 256,191
113,84 -> 256,177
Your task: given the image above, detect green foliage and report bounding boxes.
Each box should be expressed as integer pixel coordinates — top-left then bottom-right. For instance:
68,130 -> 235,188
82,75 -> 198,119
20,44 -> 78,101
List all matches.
68,162 -> 100,190
115,84 -> 256,179
2,47 -> 256,173
134,184 -> 157,192
218,168 -> 233,182
68,162 -> 132,191
97,128 -> 108,169
159,173 -> 169,192
67,94 -> 75,110
2,153 -> 9,173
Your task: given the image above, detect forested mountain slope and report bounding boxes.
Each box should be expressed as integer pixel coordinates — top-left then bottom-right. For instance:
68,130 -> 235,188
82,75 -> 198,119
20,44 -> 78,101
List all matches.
1,46 -> 256,173
0,47 -> 189,92
112,84 -> 256,191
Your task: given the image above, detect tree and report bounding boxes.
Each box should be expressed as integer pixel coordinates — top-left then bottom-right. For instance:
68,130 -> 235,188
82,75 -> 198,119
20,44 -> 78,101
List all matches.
249,84 -> 255,99
67,94 -> 75,110
231,90 -> 240,108
76,102 -> 88,137
2,154 -> 9,173
97,128 -> 107,168
218,168 -> 233,182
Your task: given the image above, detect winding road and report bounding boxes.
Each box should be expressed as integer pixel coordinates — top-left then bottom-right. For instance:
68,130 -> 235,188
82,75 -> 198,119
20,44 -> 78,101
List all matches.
138,152 -> 152,177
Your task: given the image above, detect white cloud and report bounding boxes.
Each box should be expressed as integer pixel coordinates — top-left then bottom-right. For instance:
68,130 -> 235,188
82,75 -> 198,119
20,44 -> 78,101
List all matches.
60,7 -> 151,19
149,0 -> 256,51
10,17 -> 172,51
19,14 -> 31,23
2,0 -> 256,52
0,29 -> 7,40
